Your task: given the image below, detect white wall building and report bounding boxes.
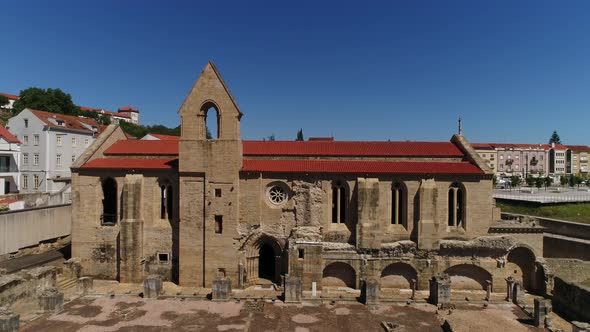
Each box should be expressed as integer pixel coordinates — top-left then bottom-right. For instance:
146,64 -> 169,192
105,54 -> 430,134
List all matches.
0,125 -> 21,194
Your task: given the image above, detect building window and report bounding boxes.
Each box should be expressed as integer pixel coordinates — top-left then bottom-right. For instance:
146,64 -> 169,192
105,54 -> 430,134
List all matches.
56,154 -> 62,166
391,183 -> 405,225
215,188 -> 222,197
24,119 -> 28,128
33,153 -> 39,166
23,135 -> 28,145
56,136 -> 62,146
157,253 -> 170,263
332,181 -> 347,224
85,138 -> 89,147
33,135 -> 39,146
448,183 -> 465,228
298,248 -> 305,259
101,178 -> 117,225
214,215 -> 223,234
22,175 -> 28,189
267,184 -> 288,205
33,174 -> 40,189
160,184 -> 174,220
71,154 -> 76,162
71,137 -> 77,147
23,153 -> 29,165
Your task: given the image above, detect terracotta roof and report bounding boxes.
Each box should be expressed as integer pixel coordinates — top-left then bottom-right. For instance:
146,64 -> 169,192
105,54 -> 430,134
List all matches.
79,107 -> 131,119
118,106 -> 139,113
242,159 -> 484,174
308,137 -> 334,141
148,134 -> 180,141
242,141 -> 464,157
104,140 -> 178,155
29,109 -> 101,134
565,145 -> 590,153
0,92 -> 19,100
81,158 -> 177,170
0,198 -> 20,205
0,125 -> 20,144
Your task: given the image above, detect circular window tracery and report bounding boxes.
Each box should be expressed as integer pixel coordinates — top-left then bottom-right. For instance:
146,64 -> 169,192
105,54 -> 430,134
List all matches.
268,185 -> 287,205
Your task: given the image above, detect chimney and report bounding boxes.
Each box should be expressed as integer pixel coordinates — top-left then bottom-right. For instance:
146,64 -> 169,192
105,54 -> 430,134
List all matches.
551,143 -> 555,148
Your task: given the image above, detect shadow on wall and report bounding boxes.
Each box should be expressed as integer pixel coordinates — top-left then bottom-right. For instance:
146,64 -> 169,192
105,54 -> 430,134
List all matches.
444,264 -> 491,291
322,262 -> 356,289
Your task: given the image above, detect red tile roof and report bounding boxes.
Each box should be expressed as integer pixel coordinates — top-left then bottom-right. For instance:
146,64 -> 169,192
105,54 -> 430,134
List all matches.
29,109 -> 101,134
565,145 -> 590,153
0,125 -> 20,144
242,141 -> 464,157
242,159 -> 484,174
81,158 -> 177,170
118,106 -> 139,113
308,137 -> 334,141
148,134 -> 180,141
79,106 -> 131,119
0,92 -> 19,100
104,140 -> 178,155
0,198 -> 20,205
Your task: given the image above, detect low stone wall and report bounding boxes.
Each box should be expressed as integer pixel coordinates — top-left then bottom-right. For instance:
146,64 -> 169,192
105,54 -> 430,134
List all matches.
0,204 -> 71,255
552,276 -> 590,323
0,266 -> 58,307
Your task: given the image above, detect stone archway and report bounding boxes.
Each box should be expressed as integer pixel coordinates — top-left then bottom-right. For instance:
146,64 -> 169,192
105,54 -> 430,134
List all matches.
381,262 -> 417,289
243,233 -> 284,285
322,262 -> 356,289
507,246 -> 536,292
444,264 -> 492,291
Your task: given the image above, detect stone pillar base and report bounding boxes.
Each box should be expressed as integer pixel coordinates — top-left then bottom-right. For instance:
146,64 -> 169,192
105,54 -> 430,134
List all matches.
38,288 -> 64,313
143,275 -> 163,299
0,309 -> 19,332
284,275 -> 302,303
429,273 -> 451,306
78,277 -> 93,295
361,279 -> 380,305
212,277 -> 232,301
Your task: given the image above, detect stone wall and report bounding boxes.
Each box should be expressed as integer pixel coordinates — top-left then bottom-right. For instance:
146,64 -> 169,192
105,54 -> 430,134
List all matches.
0,267 -> 57,307
552,276 -> 590,322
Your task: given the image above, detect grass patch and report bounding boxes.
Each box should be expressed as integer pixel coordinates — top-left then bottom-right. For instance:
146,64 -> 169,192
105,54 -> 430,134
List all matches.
496,201 -> 590,224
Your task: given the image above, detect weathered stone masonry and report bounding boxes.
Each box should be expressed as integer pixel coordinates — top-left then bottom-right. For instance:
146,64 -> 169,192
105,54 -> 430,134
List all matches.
70,62 -> 542,296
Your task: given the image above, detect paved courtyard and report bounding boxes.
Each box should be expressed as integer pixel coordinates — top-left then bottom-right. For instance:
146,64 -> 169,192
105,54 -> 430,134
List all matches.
19,296 -> 546,332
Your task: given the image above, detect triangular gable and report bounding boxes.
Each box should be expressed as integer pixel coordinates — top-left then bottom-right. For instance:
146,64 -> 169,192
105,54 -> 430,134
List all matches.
71,124 -> 127,170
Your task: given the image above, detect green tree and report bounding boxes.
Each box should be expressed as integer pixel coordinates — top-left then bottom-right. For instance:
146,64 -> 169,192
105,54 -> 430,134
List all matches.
264,133 -> 276,141
492,175 -> 497,187
560,175 -> 568,186
525,175 -> 535,186
12,87 -> 79,115
98,114 -> 111,125
544,176 -> 552,189
510,176 -> 521,188
296,128 -> 304,141
548,130 -> 562,145
0,95 -> 9,107
535,177 -> 543,189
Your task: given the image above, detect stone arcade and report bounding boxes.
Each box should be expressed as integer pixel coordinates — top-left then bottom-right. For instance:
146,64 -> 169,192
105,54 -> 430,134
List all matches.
70,62 -> 542,298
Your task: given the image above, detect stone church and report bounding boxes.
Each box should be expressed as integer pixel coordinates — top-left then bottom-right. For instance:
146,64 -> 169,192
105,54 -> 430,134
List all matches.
71,62 -> 540,295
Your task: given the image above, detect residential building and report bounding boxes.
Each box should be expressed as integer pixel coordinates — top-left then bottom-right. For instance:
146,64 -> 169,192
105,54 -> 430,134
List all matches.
549,143 -> 568,178
141,134 -> 180,141
471,143 -> 497,173
0,92 -> 19,111
117,106 -> 140,125
565,145 -> 590,176
0,124 -> 21,194
7,108 -> 101,193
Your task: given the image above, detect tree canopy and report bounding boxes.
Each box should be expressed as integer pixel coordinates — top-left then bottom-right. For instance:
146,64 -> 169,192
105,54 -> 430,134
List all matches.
12,87 -> 80,115
548,130 -> 562,145
119,121 -> 180,139
0,95 -> 9,107
296,128 -> 304,141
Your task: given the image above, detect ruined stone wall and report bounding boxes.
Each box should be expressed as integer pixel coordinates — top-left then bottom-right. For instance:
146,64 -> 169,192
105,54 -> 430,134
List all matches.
552,276 -> 590,322
0,267 -> 57,308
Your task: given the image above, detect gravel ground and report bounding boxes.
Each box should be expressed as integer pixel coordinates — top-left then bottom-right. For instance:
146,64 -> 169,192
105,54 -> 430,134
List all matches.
19,296 -> 554,332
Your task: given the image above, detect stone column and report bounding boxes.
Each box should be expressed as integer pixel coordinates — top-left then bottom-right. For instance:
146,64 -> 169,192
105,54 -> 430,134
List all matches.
534,298 -> 551,328
212,277 -> 232,301
361,279 -> 380,305
38,288 -> 64,313
411,279 -> 417,300
429,273 -> 451,306
78,277 -> 93,295
120,175 -> 145,283
512,281 -> 524,305
284,275 -> 302,303
485,280 -> 492,301
143,275 -> 163,299
505,277 -> 515,302
0,309 -> 19,332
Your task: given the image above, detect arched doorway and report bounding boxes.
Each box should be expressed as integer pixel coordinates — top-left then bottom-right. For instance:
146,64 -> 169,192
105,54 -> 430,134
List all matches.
444,264 -> 492,291
507,247 -> 536,292
258,243 -> 276,282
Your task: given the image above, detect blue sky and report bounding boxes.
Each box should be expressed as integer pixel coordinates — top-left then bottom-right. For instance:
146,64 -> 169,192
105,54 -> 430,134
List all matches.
2,1 -> 589,144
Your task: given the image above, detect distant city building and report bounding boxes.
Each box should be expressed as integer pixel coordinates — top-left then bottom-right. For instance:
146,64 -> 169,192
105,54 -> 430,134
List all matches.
0,124 -> 21,194
6,108 -> 102,193
565,145 -> 590,176
141,134 -> 179,141
0,93 -> 19,111
117,106 -> 140,125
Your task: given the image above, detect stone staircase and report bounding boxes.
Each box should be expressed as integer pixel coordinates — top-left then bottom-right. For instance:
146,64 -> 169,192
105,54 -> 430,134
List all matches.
56,274 -> 78,295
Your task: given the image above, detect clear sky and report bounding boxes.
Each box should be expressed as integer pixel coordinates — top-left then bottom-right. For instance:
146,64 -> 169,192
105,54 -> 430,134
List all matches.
2,1 -> 589,144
